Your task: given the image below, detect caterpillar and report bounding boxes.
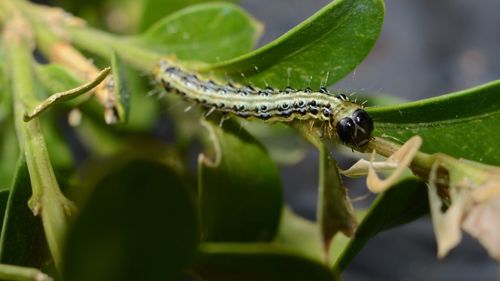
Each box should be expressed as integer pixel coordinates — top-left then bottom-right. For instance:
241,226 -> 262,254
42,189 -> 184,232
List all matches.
153,58 -> 374,147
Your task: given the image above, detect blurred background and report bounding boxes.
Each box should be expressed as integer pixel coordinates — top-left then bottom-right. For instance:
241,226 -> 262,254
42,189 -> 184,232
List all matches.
240,0 -> 500,280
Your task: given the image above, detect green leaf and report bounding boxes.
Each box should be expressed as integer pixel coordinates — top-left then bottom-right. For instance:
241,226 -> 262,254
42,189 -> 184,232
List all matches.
316,142 -> 356,251
35,63 -> 83,94
76,66 -> 159,134
0,190 -> 9,233
34,63 -> 106,110
7,29 -> 73,270
296,127 -> 356,254
0,45 -> 10,124
368,79 -> 500,165
327,210 -> 368,267
332,177 -> 428,272
0,157 -> 47,268
73,112 -> 129,156
206,0 -> 384,88
118,67 -> 159,131
241,121 -> 309,165
192,243 -> 338,281
110,52 -> 131,124
63,160 -> 198,281
138,0 -> 238,32
30,66 -> 78,173
133,3 -> 262,63
275,207 -> 323,261
355,91 -> 408,107
198,118 -> 283,242
0,45 -> 17,186
66,140 -> 186,210
0,122 -> 19,189
40,115 -> 75,175
0,263 -> 53,281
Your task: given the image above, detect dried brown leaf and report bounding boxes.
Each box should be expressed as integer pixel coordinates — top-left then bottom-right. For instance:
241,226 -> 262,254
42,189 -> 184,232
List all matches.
366,136 -> 422,193
429,157 -> 500,262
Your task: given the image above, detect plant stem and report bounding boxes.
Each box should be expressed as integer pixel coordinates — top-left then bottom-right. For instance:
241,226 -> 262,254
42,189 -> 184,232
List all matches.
13,1 -> 125,123
0,263 -> 53,281
16,0 -> 161,71
67,26 -> 161,71
4,15 -> 74,271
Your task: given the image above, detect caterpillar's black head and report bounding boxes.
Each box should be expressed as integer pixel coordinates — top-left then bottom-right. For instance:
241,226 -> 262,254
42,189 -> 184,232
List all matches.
336,108 -> 373,147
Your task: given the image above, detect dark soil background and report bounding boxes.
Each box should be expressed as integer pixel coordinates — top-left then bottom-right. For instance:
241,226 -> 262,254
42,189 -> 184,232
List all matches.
240,0 -> 500,280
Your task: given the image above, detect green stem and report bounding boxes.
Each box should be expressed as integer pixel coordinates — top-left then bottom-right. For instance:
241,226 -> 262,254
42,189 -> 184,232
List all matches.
5,17 -> 74,271
18,2 -> 159,68
14,0 -> 161,71
67,26 -> 161,71
0,263 -> 52,281
30,27 -> 57,60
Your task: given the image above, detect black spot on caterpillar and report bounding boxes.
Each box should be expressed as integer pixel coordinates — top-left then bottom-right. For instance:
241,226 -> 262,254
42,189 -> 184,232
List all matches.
153,59 -> 374,147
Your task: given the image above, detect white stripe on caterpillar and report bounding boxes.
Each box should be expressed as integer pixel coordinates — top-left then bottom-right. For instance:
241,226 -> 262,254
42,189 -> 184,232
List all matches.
153,58 -> 374,147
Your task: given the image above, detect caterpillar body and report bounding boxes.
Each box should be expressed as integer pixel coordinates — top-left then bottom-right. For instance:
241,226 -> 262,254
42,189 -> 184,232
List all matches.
153,59 -> 374,147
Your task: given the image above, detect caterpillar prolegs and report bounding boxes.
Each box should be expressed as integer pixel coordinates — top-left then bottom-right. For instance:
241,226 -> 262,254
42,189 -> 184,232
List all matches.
153,59 -> 374,147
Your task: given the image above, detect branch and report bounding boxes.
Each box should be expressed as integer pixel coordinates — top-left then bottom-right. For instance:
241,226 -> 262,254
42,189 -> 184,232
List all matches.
3,14 -> 75,271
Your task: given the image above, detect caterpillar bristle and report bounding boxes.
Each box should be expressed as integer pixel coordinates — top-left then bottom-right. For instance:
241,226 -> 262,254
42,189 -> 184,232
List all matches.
154,58 -> 374,147
219,114 -> 229,127
205,107 -> 216,117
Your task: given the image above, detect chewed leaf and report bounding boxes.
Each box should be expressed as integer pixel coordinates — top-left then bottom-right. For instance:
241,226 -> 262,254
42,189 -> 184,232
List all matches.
462,196 -> 500,261
349,134 -> 500,262
471,181 -> 500,202
296,125 -> 356,257
428,155 -> 500,262
107,52 -> 130,124
341,159 -> 398,177
341,136 -> 422,193
317,142 -> 356,255
367,136 -> 422,193
428,173 -> 467,258
333,177 -> 428,271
